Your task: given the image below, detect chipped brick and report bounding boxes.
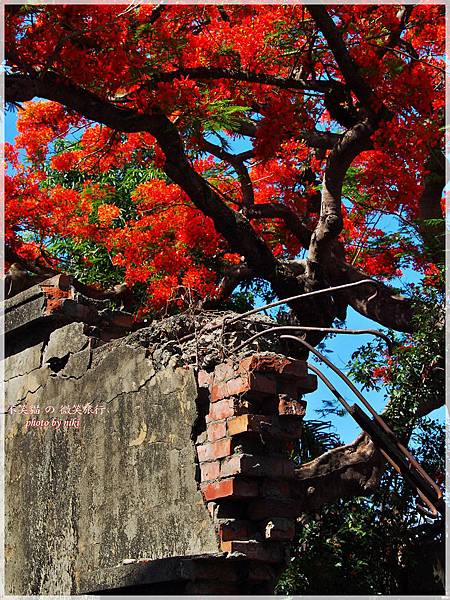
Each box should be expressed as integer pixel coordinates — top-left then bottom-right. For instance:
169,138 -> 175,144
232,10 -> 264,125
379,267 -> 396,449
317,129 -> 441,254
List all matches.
200,460 -> 220,482
226,375 -> 250,397
213,361 -> 237,383
220,540 -> 283,563
210,372 -> 278,402
218,518 -> 252,542
207,397 -> 251,422
197,369 -> 212,388
227,414 -> 302,440
197,438 -> 232,462
207,420 -> 227,442
278,374 -> 318,394
210,381 -> 230,402
206,398 -> 235,421
201,478 -> 258,501
239,354 -> 307,380
220,453 -> 294,479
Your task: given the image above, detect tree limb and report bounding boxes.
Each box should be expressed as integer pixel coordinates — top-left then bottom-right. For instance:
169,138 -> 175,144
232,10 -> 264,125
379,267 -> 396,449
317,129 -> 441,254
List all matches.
416,147 -> 446,266
143,66 -> 341,95
201,138 -> 255,206
6,71 -> 283,282
376,5 -> 414,60
336,261 -> 415,333
206,263 -> 254,305
294,433 -> 384,511
308,5 -> 390,119
294,338 -> 444,510
247,203 -> 312,249
305,119 -> 374,282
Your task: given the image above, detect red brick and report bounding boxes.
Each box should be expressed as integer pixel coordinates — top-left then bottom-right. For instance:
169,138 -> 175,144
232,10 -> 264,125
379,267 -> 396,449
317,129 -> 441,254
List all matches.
227,414 -> 302,440
278,374 -> 317,394
210,381 -> 230,402
201,477 -> 259,501
220,454 -> 258,478
220,453 -> 295,479
247,498 -> 299,520
239,354 -> 307,380
239,355 -> 259,375
211,372 -> 278,402
207,420 -> 227,442
279,361 -> 308,379
213,361 -> 237,383
218,518 -> 252,542
226,375 -> 251,397
200,460 -> 220,482
206,398 -> 235,421
248,373 -> 277,396
278,396 -> 307,417
263,518 -> 296,540
220,540 -> 283,563
197,438 -> 232,462
207,397 -> 251,422
239,354 -> 288,375
197,369 -> 212,388
228,414 -> 267,436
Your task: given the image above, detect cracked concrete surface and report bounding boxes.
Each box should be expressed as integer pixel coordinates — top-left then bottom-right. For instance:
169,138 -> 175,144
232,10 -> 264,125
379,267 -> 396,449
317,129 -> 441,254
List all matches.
5,321 -> 219,595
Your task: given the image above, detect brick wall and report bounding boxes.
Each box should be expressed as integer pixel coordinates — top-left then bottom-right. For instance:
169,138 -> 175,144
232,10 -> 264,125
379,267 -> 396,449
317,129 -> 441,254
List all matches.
194,352 -> 317,593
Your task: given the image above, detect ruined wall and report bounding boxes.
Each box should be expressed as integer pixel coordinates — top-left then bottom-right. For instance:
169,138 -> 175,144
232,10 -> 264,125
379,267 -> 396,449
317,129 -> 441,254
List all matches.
4,278 -> 317,594
5,322 -> 219,595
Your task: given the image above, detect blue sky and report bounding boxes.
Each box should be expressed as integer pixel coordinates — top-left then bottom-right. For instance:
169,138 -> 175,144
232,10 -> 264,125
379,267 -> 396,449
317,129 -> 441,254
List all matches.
6,108 -> 444,445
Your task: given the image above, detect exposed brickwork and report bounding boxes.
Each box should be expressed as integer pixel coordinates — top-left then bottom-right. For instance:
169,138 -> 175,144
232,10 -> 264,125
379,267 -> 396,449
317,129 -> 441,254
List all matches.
200,477 -> 259,501
206,419 -> 227,442
40,274 -> 74,315
195,352 -> 317,592
200,460 -> 221,482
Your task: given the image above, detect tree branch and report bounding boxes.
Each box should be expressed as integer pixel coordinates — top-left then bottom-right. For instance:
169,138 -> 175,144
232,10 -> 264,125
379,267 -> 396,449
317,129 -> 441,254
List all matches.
416,147 -> 446,266
247,203 -> 312,249
144,66 -> 341,95
6,71 -> 285,282
308,5 -> 389,119
5,71 -> 418,335
337,261 -> 415,333
206,263 -> 254,305
376,5 -> 414,60
233,118 -> 343,149
294,433 -> 384,511
201,138 -> 255,206
305,119 -> 374,282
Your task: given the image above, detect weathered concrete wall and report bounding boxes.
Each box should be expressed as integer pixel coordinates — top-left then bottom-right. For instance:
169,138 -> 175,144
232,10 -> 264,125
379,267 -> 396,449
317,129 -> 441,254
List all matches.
5,322 -> 219,595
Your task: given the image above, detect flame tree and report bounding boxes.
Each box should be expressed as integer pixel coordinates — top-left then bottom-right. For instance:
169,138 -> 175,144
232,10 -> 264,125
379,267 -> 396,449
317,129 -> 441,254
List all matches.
5,4 -> 445,514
